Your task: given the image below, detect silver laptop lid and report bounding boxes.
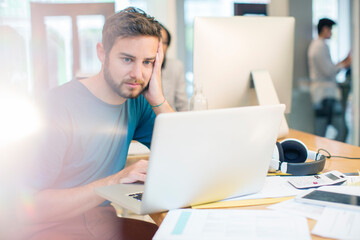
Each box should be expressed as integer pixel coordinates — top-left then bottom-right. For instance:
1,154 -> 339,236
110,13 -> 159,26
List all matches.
141,104 -> 285,213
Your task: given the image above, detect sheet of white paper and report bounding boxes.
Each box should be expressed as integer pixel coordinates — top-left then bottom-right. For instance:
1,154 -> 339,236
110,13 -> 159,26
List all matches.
312,207 -> 360,240
153,209 -> 311,240
268,199 -> 324,220
268,185 -> 360,220
345,176 -> 360,185
224,176 -> 305,201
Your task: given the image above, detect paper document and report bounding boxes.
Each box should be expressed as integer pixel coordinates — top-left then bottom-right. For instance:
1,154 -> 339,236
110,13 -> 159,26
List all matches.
225,176 -> 304,201
312,207 -> 360,239
191,176 -> 304,209
268,199 -> 324,220
192,176 -> 304,209
345,175 -> 360,186
193,196 -> 293,209
153,209 -> 311,240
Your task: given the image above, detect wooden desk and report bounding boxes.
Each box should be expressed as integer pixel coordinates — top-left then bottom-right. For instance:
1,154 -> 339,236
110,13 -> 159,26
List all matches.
150,129 -> 360,239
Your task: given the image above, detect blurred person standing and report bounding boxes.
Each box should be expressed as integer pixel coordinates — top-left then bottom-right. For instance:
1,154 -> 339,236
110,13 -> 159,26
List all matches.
308,18 -> 351,141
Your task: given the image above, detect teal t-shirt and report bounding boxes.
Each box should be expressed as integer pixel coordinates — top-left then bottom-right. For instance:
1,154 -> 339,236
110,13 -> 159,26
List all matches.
29,80 -> 155,190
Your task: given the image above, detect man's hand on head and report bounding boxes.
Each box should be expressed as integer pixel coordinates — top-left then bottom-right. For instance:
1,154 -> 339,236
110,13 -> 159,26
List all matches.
142,40 -> 165,106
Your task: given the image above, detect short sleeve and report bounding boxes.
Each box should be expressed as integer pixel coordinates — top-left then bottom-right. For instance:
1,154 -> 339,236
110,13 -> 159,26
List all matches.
131,97 -> 156,149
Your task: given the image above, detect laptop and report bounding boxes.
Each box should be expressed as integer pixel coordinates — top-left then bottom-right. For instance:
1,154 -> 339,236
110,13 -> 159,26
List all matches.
95,104 -> 285,214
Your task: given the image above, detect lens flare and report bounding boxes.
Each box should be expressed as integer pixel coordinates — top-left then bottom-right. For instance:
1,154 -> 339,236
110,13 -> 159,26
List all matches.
0,94 -> 41,147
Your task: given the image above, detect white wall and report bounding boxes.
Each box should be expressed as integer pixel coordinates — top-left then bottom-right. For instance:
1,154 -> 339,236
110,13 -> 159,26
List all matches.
268,0 -> 313,89
352,0 -> 360,145
268,0 -> 289,16
147,0 -> 178,59
338,1 -> 351,61
289,0 -> 313,88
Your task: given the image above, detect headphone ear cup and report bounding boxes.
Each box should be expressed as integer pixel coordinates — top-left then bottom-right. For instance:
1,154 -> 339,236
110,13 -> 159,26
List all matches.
273,142 -> 284,162
281,139 -> 308,163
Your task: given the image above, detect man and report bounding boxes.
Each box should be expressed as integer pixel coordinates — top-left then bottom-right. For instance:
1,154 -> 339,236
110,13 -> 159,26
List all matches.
308,18 -> 351,141
19,7 -> 173,239
160,24 -> 188,111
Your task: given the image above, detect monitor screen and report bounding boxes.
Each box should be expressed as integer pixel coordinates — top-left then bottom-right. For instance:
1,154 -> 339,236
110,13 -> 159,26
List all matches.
193,16 -> 294,113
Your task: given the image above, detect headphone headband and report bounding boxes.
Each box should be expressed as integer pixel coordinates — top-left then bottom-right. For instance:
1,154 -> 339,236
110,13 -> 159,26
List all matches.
271,138 -> 326,175
277,153 -> 326,175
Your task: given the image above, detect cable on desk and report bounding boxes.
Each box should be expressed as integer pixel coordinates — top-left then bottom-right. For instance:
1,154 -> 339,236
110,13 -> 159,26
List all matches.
317,148 -> 360,160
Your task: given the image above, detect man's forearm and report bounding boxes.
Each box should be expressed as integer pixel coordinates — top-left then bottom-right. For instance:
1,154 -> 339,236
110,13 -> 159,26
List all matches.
21,176 -> 112,224
21,159 -> 148,224
151,99 -> 174,115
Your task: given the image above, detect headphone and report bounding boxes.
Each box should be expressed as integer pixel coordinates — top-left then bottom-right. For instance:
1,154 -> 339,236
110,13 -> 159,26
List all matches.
270,138 -> 326,176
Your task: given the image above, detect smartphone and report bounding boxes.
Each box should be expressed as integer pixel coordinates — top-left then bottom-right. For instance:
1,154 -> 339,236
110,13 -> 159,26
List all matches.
295,189 -> 360,211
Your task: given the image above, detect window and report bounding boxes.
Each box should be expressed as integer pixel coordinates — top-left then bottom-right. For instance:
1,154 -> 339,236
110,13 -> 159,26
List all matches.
183,0 -> 234,96
0,0 -> 147,94
312,0 -> 351,82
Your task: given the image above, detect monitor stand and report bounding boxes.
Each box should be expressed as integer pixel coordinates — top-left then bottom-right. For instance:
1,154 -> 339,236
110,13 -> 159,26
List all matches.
251,70 -> 289,139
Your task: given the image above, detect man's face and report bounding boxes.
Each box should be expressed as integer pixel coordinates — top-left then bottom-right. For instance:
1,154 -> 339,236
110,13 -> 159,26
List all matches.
322,26 -> 332,39
103,36 -> 159,99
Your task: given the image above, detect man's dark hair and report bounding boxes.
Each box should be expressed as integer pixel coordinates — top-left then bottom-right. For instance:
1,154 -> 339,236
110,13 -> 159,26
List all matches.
160,23 -> 171,47
317,18 -> 336,35
159,23 -> 171,69
102,7 -> 161,54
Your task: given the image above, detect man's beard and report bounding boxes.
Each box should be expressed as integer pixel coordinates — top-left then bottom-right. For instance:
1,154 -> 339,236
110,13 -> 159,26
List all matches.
103,58 -> 147,99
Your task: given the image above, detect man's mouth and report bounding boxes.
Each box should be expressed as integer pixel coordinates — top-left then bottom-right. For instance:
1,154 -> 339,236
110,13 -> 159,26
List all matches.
126,82 -> 140,87
125,81 -> 143,88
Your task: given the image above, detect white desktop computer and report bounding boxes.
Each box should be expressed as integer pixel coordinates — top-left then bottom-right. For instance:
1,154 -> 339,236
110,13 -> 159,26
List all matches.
193,16 -> 295,137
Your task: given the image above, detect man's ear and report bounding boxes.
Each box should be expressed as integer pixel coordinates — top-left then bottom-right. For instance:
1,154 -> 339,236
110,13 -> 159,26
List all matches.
96,42 -> 106,64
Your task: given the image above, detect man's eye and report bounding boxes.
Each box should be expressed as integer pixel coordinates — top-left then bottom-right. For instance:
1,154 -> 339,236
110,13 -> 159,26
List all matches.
144,60 -> 154,66
123,58 -> 132,63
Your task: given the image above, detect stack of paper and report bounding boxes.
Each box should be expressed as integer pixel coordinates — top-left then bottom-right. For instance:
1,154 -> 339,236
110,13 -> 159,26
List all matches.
192,176 -> 304,209
153,209 -> 310,240
269,185 -> 360,239
312,207 -> 360,239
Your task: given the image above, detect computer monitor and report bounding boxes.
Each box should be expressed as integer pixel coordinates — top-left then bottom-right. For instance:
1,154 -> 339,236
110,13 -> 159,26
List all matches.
193,16 -> 294,114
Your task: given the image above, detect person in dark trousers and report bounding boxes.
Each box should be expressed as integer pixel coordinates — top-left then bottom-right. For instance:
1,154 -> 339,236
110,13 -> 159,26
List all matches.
308,18 -> 351,141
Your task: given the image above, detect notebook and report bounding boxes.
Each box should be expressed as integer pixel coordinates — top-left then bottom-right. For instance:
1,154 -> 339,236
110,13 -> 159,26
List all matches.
95,104 -> 285,214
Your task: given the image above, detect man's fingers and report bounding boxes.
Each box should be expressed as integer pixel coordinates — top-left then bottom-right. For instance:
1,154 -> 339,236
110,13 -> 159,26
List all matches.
157,39 -> 164,63
120,172 -> 146,184
152,41 -> 164,76
118,160 -> 148,184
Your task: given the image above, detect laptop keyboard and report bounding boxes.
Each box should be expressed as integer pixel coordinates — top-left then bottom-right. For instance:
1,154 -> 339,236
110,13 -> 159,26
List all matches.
128,192 -> 143,201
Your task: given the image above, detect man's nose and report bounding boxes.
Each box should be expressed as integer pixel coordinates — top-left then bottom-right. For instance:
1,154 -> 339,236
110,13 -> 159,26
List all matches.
129,62 -> 142,80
